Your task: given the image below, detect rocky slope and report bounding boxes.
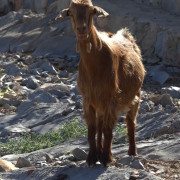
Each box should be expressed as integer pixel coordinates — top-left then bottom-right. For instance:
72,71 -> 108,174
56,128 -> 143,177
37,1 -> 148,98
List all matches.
0,0 -> 180,179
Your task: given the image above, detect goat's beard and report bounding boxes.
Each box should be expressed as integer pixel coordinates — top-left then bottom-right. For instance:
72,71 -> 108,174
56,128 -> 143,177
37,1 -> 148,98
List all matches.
76,33 -> 89,40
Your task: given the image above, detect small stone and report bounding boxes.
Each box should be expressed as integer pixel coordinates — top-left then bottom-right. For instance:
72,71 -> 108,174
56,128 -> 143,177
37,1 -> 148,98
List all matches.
151,94 -> 174,106
14,76 -> 23,82
139,101 -> 151,113
40,61 -> 57,75
71,148 -> 87,161
45,153 -> 54,163
35,161 -> 48,168
48,89 -> 65,99
16,157 -> 32,168
3,93 -> 17,100
131,160 -> 144,170
75,99 -> 82,109
41,72 -> 49,78
59,70 -> 69,78
15,55 -> 21,59
161,86 -> 180,99
22,76 -> 39,90
3,103 -> 12,110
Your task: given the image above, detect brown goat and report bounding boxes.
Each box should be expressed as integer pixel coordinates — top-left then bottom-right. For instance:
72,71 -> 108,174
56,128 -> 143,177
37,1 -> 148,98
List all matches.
56,0 -> 145,166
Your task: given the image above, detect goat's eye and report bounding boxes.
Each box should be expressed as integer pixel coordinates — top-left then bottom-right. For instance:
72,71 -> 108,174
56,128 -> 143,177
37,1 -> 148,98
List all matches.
93,8 -> 97,14
67,10 -> 72,16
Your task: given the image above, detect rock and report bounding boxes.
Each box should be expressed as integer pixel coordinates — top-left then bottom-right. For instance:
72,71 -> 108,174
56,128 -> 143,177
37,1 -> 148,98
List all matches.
33,0 -> 48,13
47,89 -> 65,99
33,91 -> 58,103
161,86 -> 180,99
139,101 -> 151,114
40,60 -> 57,75
0,98 -> 21,107
75,99 -> 82,109
41,72 -> 49,78
151,70 -> 170,85
35,161 -> 48,168
3,93 -> 17,100
150,94 -> 174,106
71,148 -> 87,161
59,70 -> 69,78
16,157 -> 32,168
131,159 -> 144,170
22,76 -> 40,90
116,155 -> 134,166
45,153 -> 53,163
0,124 -> 31,137
4,64 -> 26,76
0,159 -> 18,172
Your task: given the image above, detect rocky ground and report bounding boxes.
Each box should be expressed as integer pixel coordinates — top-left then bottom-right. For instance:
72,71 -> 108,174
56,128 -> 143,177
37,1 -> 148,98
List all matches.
0,52 -> 180,179
0,0 -> 180,179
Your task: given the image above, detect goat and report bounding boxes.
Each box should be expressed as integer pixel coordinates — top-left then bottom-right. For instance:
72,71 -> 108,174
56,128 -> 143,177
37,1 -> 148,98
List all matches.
56,0 -> 145,166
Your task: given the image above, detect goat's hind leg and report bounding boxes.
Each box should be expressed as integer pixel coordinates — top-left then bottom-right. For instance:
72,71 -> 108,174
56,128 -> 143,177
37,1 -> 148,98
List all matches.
85,105 -> 98,166
125,91 -> 141,156
96,115 -> 104,161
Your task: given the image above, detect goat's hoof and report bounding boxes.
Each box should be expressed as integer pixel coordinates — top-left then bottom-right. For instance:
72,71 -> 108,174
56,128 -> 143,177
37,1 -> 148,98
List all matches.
86,152 -> 98,166
128,149 -> 138,156
99,153 -> 114,167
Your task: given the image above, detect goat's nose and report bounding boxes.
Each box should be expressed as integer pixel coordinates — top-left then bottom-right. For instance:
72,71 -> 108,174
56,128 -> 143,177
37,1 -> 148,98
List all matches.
77,24 -> 87,33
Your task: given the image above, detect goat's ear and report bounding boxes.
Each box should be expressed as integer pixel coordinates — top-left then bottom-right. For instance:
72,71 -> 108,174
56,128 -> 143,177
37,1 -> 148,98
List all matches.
91,6 -> 109,18
55,8 -> 70,20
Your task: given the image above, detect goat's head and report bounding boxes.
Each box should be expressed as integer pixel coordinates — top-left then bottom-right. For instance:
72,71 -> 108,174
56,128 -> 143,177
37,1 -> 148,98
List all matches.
56,0 -> 109,40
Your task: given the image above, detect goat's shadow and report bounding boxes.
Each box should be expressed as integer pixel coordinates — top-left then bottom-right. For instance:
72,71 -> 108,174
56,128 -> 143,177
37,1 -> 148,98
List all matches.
53,164 -> 108,180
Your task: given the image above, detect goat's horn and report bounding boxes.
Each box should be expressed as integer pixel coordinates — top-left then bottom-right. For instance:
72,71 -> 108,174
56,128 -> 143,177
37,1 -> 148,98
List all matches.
93,6 -> 109,18
55,8 -> 70,20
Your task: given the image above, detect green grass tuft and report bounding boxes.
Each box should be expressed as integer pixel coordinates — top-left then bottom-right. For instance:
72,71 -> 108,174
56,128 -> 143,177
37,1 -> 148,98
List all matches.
0,119 -> 87,156
0,119 -> 126,156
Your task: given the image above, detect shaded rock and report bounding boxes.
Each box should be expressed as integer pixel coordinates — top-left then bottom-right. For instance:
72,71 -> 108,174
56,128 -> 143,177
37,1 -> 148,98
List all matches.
116,155 -> 134,166
139,101 -> 152,114
161,86 -> 180,99
56,173 -> 70,180
0,98 -> 21,107
71,148 -> 87,161
4,64 -> 26,76
48,89 -> 65,99
59,70 -> 69,78
40,60 -> 57,75
16,157 -> 31,168
45,153 -> 53,163
131,159 -> 144,170
22,76 -> 40,90
151,70 -> 170,84
150,94 -> 174,106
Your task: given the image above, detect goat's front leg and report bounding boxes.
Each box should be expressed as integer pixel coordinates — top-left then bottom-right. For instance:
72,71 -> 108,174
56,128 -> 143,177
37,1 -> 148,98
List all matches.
85,105 -> 97,166
100,125 -> 114,166
100,113 -> 116,167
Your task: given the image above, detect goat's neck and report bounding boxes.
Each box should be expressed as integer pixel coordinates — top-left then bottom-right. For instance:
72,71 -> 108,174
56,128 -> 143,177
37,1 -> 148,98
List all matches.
77,25 -> 102,56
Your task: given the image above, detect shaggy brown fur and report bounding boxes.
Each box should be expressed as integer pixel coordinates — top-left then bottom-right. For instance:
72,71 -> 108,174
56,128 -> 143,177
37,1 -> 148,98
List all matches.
56,0 -> 145,166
